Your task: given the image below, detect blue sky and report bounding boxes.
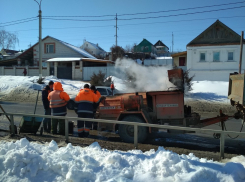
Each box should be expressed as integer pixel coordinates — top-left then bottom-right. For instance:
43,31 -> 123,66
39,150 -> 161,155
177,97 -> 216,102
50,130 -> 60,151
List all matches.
1,0 -> 245,52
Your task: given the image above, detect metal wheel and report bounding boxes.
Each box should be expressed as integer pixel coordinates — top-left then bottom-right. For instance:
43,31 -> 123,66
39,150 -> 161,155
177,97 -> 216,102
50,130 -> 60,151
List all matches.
118,115 -> 148,143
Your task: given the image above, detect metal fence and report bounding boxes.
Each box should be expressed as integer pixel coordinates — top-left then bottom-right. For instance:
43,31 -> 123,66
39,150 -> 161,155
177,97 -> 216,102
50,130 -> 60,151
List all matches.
2,112 -> 245,160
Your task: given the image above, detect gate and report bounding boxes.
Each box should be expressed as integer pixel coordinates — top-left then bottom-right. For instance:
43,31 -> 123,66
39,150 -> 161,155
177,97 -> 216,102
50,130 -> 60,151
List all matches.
57,66 -> 72,79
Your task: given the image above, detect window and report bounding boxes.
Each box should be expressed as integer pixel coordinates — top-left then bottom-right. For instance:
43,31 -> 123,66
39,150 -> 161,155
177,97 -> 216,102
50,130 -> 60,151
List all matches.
97,88 -> 107,96
45,43 -> 55,53
200,53 -> 206,62
228,52 -> 234,61
213,52 -> 220,62
145,46 -> 149,51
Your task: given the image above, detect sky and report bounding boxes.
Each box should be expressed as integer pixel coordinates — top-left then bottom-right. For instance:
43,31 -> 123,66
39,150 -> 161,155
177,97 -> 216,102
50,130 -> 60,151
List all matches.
0,0 -> 245,52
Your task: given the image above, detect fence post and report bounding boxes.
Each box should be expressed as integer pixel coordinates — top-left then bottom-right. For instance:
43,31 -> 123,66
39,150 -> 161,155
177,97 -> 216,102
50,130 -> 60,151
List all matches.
10,115 -> 15,135
65,119 -> 69,143
220,132 -> 225,159
134,124 -> 138,149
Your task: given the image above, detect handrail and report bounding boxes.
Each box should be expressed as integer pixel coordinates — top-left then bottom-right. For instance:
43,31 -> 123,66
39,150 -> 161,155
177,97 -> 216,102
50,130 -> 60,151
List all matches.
1,112 -> 245,160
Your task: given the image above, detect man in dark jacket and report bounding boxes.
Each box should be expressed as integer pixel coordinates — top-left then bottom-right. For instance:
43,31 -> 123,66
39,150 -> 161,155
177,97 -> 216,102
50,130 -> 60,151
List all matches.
75,84 -> 99,137
42,81 -> 54,133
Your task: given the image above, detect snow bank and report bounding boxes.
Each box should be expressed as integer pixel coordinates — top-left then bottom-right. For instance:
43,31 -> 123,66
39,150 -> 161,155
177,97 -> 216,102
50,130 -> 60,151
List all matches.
0,139 -> 244,182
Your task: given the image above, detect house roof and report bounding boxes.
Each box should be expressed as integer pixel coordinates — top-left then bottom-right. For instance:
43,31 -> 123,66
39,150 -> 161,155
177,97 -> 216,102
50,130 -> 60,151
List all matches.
16,36 -> 96,60
46,57 -> 113,63
171,51 -> 187,57
187,20 -> 242,46
86,41 -> 105,52
50,37 -> 96,59
137,39 -> 154,46
1,49 -> 19,55
154,40 -> 169,49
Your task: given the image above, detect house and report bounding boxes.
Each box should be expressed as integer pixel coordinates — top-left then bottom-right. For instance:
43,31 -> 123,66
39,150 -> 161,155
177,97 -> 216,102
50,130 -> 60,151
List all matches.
171,51 -> 187,71
154,40 -> 169,56
0,36 -> 113,80
134,39 -> 157,58
80,40 -> 107,59
0,49 -> 21,60
187,20 -> 245,81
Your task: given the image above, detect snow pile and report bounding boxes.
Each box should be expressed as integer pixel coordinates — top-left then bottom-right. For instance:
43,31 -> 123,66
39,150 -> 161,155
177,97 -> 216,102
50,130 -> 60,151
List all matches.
187,81 -> 229,102
0,138 -> 245,182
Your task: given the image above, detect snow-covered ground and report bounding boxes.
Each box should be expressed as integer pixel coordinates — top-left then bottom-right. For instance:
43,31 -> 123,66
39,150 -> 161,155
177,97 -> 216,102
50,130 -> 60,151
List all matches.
0,138 -> 244,182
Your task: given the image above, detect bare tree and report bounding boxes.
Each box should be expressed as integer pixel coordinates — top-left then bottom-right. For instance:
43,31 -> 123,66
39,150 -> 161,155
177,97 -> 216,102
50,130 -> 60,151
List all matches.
124,44 -> 132,53
110,45 -> 125,62
0,29 -> 19,49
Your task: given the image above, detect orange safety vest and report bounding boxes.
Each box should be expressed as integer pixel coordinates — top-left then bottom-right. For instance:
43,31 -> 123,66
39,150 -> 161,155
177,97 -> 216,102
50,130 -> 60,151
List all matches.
49,90 -> 67,108
110,83 -> 114,89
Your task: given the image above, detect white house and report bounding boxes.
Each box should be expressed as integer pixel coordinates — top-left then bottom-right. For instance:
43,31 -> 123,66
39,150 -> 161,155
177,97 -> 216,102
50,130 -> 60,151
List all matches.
187,20 -> 245,81
3,36 -> 113,80
80,40 -> 107,59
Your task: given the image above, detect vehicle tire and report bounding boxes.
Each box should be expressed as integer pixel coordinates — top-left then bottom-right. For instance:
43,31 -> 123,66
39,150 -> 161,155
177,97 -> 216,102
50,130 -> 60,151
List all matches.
118,115 -> 148,143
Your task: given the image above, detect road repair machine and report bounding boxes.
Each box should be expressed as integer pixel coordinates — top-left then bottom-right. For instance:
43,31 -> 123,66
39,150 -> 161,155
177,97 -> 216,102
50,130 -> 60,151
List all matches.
68,68 -> 235,143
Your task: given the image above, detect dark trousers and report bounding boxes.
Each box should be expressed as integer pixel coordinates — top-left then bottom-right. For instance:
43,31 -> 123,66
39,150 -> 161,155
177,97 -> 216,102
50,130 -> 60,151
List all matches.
42,108 -> 51,132
51,118 -> 65,135
77,112 -> 93,136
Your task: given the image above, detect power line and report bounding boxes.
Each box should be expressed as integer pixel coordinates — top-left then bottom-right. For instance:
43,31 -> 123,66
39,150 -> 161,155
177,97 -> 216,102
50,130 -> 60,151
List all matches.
0,17 -> 37,25
41,6 -> 245,22
118,1 -> 245,16
7,15 -> 245,33
0,18 -> 38,27
42,1 -> 245,18
119,6 -> 245,20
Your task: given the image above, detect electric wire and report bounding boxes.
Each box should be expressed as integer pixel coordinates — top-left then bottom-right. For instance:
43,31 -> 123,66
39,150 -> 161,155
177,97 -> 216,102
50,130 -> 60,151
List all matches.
42,1 -> 245,18
41,6 -> 245,22
0,18 -> 38,27
0,17 -> 37,25
224,119 -> 245,139
119,6 -> 245,20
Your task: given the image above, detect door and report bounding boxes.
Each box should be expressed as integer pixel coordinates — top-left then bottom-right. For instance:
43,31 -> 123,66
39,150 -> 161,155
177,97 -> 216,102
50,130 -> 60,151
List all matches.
179,57 -> 186,66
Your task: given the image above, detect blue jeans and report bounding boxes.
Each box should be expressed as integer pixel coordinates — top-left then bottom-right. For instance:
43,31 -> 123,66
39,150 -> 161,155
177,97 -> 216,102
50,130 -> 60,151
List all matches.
43,108 -> 51,132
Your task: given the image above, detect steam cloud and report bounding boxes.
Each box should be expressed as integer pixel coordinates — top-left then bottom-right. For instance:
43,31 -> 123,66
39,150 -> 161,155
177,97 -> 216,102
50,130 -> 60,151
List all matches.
113,58 -> 176,92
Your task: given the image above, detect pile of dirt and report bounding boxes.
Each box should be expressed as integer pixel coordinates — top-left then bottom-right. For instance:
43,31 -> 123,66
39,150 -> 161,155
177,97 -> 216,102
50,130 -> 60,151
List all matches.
0,86 -> 42,103
185,99 -> 237,115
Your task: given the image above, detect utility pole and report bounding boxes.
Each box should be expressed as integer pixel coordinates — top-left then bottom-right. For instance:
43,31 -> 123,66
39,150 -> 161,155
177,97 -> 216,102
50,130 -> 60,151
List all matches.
115,13 -> 118,46
34,0 -> 42,80
172,32 -> 174,53
239,31 -> 244,74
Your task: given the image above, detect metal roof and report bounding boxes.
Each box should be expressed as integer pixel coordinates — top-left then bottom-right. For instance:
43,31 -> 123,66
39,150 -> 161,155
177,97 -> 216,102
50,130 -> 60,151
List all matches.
46,57 -> 113,63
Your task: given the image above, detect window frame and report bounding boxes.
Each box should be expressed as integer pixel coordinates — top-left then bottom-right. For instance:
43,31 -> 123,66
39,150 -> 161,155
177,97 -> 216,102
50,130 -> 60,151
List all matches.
44,43 -> 55,54
228,51 -> 234,61
200,52 -> 206,62
213,51 -> 220,62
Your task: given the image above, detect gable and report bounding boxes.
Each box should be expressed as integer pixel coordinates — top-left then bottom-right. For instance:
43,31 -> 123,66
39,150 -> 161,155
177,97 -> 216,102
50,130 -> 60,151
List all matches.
187,20 -> 241,46
154,40 -> 168,47
137,39 -> 153,47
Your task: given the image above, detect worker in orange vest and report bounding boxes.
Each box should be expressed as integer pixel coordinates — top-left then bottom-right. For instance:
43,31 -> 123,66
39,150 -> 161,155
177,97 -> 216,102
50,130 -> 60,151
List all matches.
75,84 -> 100,137
48,82 -> 70,135
110,81 -> 115,95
